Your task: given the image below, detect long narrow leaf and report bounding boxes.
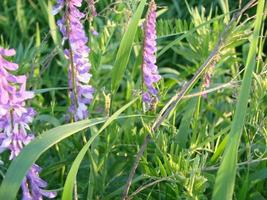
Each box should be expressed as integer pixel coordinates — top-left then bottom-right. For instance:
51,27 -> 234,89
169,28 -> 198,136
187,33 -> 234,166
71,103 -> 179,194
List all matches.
0,118 -> 107,200
212,1 -> 265,199
47,0 -> 59,45
111,0 -> 146,94
16,0 -> 27,35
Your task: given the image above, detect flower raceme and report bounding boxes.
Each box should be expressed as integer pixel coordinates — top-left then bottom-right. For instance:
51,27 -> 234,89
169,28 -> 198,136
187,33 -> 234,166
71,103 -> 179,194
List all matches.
53,0 -> 94,121
89,0 -> 97,17
142,0 -> 161,107
0,47 -> 56,199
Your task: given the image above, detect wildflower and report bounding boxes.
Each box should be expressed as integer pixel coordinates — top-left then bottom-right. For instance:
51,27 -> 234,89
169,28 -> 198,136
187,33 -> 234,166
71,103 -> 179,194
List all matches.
142,0 -> 161,106
53,0 -> 94,121
202,55 -> 219,97
88,0 -> 98,36
88,0 -> 97,17
0,47 -> 56,199
203,64 -> 215,89
91,29 -> 99,36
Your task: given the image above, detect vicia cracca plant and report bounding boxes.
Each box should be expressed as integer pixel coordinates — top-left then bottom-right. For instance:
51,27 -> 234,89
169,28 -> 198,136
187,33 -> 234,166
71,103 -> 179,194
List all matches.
53,0 -> 95,121
0,0 -> 265,199
142,0 -> 161,109
0,47 -> 56,199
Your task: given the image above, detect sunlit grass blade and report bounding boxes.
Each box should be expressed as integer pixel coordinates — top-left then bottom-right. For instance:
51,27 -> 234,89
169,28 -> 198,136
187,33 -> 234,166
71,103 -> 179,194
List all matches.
38,0 -> 59,45
62,97 -> 139,200
218,0 -> 230,22
47,0 -> 60,45
34,87 -> 68,94
0,118 -> 107,200
16,0 -> 27,36
111,0 -> 146,94
212,1 -> 265,199
210,135 -> 228,163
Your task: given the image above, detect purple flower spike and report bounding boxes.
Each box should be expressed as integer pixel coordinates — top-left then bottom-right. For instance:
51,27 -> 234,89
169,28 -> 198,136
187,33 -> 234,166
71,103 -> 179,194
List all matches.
89,0 -> 97,17
0,47 -> 56,199
142,0 -> 161,106
53,0 -> 94,121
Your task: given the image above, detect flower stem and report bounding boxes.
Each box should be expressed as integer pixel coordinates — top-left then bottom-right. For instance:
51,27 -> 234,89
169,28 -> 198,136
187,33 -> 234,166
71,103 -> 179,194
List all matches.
66,1 -> 79,111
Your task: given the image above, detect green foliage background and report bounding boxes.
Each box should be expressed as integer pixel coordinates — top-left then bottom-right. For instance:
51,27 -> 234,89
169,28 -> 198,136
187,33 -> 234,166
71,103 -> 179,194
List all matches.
0,0 -> 266,199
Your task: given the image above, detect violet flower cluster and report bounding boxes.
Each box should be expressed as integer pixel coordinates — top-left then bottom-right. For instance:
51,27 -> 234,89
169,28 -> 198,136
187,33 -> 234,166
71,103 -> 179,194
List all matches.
142,0 -> 161,105
53,0 -> 94,121
0,47 -> 56,199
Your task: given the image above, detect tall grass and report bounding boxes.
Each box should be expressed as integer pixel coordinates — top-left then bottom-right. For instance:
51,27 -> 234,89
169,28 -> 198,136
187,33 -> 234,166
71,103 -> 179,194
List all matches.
0,0 -> 266,199
212,0 -> 265,199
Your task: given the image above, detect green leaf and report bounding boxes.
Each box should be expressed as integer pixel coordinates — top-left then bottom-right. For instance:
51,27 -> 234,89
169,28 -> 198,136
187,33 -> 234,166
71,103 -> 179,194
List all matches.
111,0 -> 146,94
250,168 -> 267,182
16,0 -> 27,36
176,98 -> 197,148
0,118 -> 107,200
210,135 -> 228,163
237,171 -> 250,200
34,87 -> 68,94
47,0 -> 59,45
35,114 -> 61,127
212,1 -> 265,199
62,98 -> 138,200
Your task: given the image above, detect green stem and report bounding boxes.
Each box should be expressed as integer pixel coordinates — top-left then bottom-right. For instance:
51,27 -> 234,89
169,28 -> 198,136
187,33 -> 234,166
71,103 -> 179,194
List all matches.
66,1 -> 79,112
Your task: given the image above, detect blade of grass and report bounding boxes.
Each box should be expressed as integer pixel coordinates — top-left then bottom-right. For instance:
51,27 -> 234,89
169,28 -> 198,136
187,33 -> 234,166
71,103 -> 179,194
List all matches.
34,87 -> 68,94
210,135 -> 229,163
176,98 -> 197,148
218,0 -> 230,22
238,171 -> 250,200
16,0 -> 27,36
62,98 -> 138,200
212,1 -> 265,199
111,0 -> 146,94
0,118 -> 107,200
46,0 -> 60,45
36,0 -> 60,46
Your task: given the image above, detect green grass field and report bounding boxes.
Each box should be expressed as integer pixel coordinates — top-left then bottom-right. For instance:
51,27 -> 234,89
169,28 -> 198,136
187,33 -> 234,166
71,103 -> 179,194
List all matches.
0,0 -> 266,199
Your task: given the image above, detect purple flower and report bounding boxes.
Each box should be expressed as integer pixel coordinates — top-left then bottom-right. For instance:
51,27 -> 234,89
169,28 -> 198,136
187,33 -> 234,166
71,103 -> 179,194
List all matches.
203,65 -> 214,89
202,60 -> 216,98
89,0 -> 97,17
0,47 -> 56,199
53,0 -> 94,121
91,29 -> 99,36
142,0 -> 161,105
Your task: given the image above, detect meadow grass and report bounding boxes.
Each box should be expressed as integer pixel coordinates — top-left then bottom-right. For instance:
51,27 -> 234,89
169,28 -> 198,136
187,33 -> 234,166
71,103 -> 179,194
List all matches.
0,0 -> 266,199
